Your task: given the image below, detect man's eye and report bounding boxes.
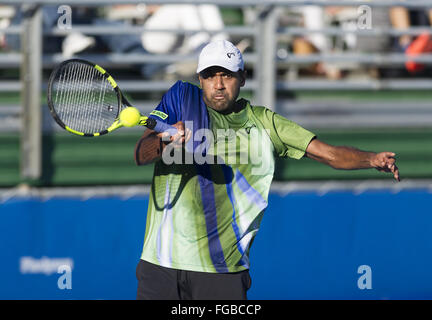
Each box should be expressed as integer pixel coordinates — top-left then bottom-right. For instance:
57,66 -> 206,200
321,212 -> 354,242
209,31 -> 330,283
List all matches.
223,74 -> 233,78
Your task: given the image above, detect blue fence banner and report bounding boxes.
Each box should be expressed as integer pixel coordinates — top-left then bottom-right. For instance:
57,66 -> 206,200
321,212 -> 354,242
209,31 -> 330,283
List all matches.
0,189 -> 431,299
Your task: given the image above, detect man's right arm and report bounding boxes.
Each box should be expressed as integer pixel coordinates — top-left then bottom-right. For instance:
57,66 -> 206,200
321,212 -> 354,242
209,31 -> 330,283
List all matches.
134,121 -> 186,166
134,128 -> 163,166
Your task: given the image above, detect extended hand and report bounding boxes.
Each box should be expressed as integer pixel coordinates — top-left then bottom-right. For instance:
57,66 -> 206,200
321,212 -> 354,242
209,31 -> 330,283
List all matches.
159,121 -> 192,149
371,152 -> 400,181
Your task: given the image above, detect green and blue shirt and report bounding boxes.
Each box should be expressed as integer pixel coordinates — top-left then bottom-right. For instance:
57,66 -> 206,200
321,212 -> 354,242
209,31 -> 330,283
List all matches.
141,81 -> 315,273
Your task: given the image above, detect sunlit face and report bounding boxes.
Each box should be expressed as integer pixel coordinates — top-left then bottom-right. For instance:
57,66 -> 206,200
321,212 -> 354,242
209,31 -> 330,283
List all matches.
199,66 -> 246,114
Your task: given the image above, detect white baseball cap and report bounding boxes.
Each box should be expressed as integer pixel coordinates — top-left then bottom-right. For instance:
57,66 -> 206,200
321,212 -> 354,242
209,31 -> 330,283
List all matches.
196,40 -> 244,74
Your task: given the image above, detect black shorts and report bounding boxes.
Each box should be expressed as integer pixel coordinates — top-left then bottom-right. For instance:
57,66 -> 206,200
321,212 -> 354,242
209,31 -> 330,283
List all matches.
136,259 -> 252,300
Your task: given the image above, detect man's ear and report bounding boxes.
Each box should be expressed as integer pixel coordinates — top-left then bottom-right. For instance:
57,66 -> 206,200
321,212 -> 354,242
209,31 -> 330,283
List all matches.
239,70 -> 246,87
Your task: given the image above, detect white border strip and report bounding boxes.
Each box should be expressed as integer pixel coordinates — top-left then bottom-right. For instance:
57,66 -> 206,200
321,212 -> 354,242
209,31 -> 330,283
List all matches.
1,180 -> 431,203
271,179 -> 432,196
0,184 -> 151,203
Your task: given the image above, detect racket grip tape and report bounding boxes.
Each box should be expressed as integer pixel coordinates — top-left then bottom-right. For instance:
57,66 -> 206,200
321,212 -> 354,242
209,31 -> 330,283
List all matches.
146,117 -> 178,136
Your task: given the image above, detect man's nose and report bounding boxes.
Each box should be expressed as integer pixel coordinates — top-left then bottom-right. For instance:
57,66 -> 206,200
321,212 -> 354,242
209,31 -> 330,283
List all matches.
214,76 -> 225,89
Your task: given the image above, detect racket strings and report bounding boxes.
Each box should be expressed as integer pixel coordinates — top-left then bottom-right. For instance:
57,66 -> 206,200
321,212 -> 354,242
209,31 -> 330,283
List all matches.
51,61 -> 119,134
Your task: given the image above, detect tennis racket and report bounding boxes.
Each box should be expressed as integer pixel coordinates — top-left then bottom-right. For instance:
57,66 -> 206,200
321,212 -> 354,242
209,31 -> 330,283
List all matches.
47,58 -> 177,137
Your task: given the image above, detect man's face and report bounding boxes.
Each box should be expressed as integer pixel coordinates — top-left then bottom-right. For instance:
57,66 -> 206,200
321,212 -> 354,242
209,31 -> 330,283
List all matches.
199,66 -> 245,114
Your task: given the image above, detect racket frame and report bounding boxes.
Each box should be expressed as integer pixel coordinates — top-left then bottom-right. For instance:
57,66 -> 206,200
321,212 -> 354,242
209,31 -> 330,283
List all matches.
47,58 -> 150,137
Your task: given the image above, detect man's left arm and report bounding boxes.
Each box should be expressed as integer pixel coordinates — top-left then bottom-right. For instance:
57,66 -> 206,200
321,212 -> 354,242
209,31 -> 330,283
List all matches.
305,138 -> 400,181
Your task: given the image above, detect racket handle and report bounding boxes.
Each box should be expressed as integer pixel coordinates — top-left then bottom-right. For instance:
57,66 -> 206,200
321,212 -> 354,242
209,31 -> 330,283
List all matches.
146,117 -> 178,136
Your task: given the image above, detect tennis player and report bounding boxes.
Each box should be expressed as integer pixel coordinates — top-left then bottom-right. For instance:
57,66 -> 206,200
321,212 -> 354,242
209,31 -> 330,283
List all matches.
134,40 -> 400,300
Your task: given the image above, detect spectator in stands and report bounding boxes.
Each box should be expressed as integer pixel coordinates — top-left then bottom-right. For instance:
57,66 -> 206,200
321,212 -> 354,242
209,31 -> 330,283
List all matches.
5,5 -> 100,54
289,6 -> 344,80
140,4 -> 229,78
291,6 -> 394,79
390,6 -> 432,74
0,5 -> 15,50
355,6 -> 393,79
390,7 -> 432,51
4,5 -> 160,78
5,5 -> 65,53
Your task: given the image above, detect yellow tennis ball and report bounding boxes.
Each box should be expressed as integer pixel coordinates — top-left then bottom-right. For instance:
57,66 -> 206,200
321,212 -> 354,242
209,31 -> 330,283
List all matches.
120,107 -> 141,127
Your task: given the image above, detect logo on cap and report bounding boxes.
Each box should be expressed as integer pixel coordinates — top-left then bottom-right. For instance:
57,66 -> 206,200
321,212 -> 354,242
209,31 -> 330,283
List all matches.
227,52 -> 235,58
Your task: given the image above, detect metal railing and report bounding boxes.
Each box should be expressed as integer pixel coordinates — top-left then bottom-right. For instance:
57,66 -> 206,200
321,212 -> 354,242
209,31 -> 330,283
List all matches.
1,0 -> 432,181
1,0 -> 432,7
